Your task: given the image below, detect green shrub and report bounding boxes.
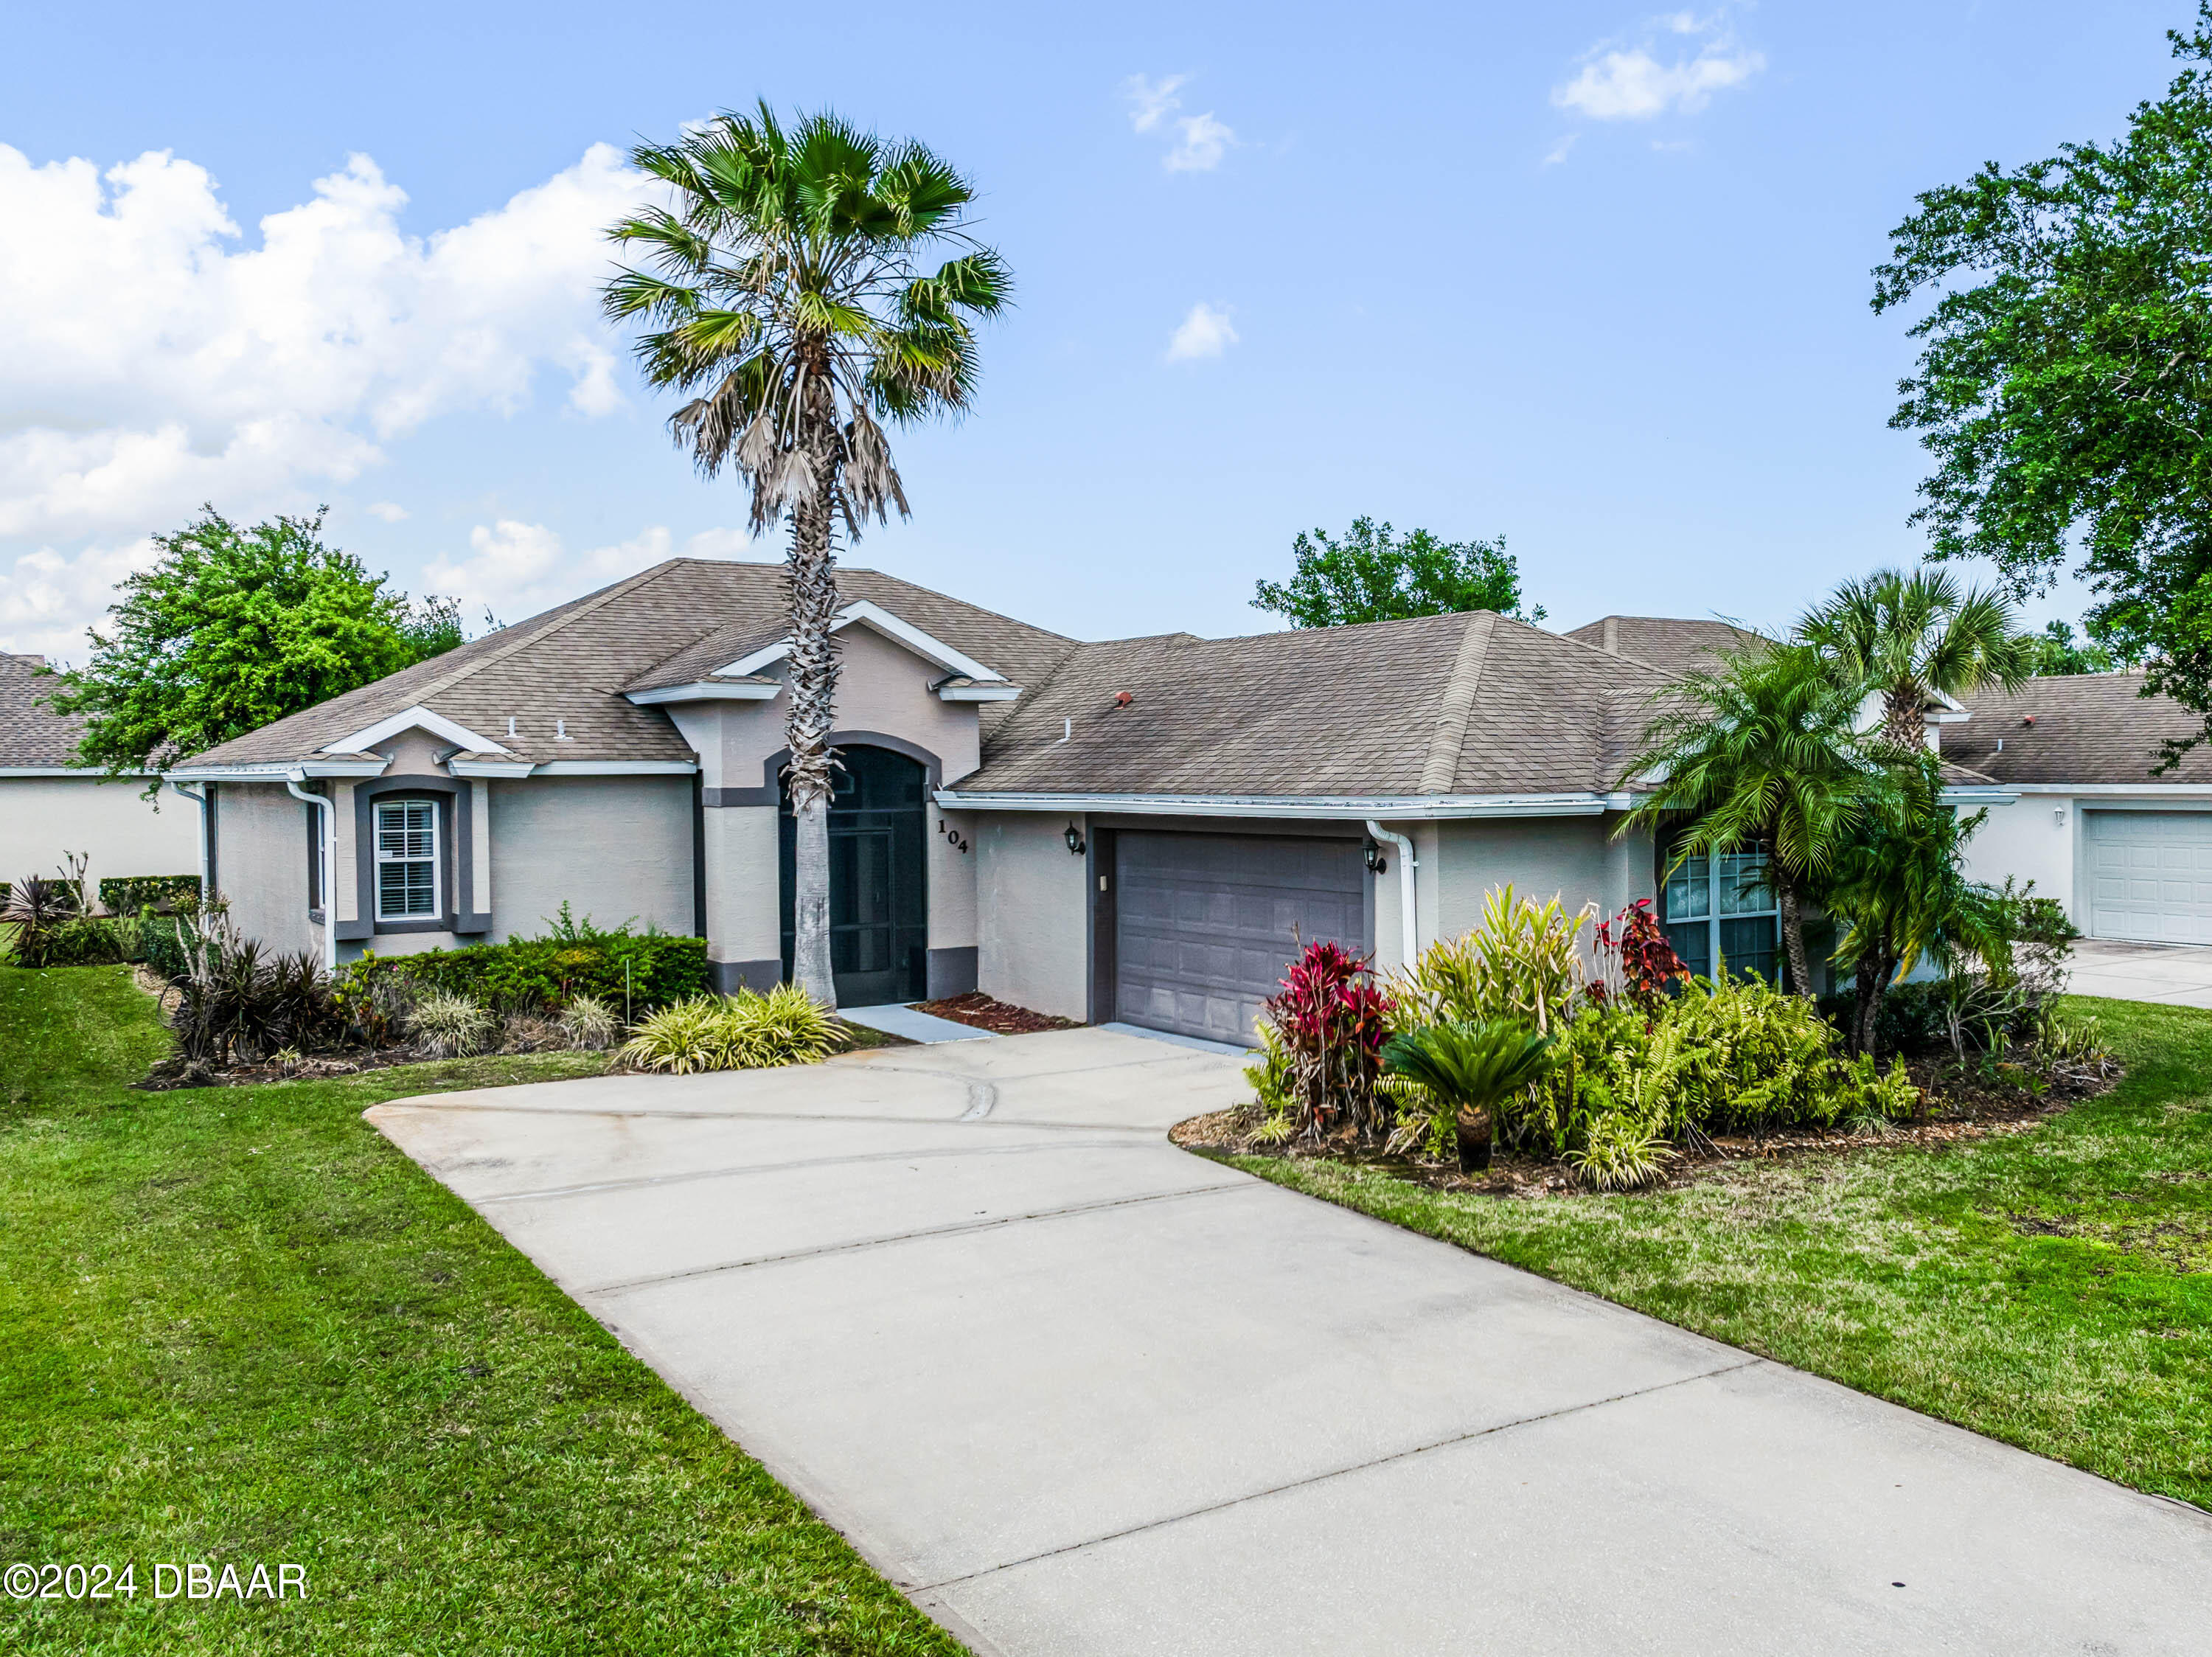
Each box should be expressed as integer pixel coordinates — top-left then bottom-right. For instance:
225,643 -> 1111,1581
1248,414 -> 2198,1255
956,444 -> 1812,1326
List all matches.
334,932 -> 707,1020
1568,1108 -> 1677,1191
1666,973 -> 1853,1130
38,915 -> 137,968
619,986 -> 839,1074
98,875 -> 201,914
406,990 -> 495,1058
1388,884 -> 1591,1035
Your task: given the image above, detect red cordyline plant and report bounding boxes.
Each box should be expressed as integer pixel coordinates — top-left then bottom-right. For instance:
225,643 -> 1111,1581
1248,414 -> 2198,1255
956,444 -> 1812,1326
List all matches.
1587,900 -> 1690,1015
1262,939 -> 1397,1142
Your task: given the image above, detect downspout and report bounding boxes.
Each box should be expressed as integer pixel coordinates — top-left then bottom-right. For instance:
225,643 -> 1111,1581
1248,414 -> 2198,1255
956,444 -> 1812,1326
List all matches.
285,774 -> 338,973
167,779 -> 210,897
1365,820 -> 1418,968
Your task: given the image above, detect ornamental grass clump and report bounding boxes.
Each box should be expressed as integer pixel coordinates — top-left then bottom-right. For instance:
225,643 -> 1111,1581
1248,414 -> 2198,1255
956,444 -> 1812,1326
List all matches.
406,990 -> 495,1059
557,994 -> 623,1052
619,985 -> 841,1074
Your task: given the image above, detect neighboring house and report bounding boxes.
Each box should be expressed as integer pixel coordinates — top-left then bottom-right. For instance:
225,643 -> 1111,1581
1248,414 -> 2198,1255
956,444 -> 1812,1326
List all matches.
0,653 -> 200,899
168,559 -> 1679,1043
1948,674 -> 2212,945
1564,614 -> 1762,677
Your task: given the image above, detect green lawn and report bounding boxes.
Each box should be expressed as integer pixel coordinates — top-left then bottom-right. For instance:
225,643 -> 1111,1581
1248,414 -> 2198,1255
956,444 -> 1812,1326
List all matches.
1222,996 -> 2212,1512
0,963 -> 962,1655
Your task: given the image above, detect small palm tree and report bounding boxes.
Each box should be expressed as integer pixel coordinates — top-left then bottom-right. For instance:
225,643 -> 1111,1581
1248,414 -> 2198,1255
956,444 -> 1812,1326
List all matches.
1382,1019 -> 1557,1172
1618,642 -> 1871,998
602,106 -> 1009,1006
1799,567 -> 2034,751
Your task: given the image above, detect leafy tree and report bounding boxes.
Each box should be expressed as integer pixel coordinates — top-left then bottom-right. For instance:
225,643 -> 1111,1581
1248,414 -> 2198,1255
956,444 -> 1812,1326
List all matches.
1873,4 -> 2212,758
1618,642 -> 1871,998
1251,517 -> 1543,628
2023,618 -> 2129,677
46,507 -> 464,778
1799,567 -> 2033,750
603,105 -> 1008,1008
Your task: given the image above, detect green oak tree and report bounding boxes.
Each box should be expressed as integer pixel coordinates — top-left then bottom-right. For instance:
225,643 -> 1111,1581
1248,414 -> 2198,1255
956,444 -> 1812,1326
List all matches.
1874,2 -> 2212,761
1251,518 -> 1543,628
46,507 -> 464,781
602,105 -> 1008,1009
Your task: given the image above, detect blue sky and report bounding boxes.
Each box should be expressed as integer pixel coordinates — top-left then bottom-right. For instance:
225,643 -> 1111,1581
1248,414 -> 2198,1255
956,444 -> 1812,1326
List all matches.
0,1 -> 2187,662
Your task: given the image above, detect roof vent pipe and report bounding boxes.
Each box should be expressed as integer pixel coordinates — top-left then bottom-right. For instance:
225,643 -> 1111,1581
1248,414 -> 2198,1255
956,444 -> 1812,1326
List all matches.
1365,820 -> 1418,968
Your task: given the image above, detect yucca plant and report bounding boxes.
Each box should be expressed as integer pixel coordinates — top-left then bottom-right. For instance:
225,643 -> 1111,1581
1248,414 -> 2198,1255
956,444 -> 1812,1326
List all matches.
1382,1020 -> 1557,1172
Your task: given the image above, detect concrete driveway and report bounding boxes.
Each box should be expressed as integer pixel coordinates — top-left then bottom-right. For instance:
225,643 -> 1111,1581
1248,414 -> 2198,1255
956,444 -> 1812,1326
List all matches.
2070,938 -> 2212,1007
369,1028 -> 2212,1656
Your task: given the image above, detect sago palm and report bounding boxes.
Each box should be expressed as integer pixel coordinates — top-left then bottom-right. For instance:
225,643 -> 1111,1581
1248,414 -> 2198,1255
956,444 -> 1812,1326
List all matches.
1382,1019 -> 1557,1172
602,106 -> 1009,1006
1619,641 -> 1871,998
1798,567 -> 2034,751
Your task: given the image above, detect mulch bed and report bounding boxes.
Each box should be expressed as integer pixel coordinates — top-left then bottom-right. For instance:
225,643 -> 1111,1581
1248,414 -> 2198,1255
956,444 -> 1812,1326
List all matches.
1172,1052 -> 2124,1198
911,992 -> 1083,1035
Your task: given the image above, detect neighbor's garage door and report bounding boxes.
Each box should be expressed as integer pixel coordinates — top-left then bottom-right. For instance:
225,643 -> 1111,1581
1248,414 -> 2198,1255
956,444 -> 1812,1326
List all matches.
2086,810 -> 2212,943
1113,831 -> 1368,1043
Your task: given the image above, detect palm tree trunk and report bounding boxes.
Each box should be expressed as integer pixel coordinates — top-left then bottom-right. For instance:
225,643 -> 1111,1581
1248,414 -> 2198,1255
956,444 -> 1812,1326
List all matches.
1881,686 -> 1926,751
1776,880 -> 1815,999
782,373 -> 844,1010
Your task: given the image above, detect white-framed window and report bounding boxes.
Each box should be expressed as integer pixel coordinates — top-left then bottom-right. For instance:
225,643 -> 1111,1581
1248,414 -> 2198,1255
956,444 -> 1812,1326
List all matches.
375,799 -> 439,921
1660,841 -> 1781,984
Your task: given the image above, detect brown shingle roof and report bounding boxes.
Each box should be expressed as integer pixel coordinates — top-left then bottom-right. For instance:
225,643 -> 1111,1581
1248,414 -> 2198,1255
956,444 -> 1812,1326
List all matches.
1950,674 -> 2212,785
181,560 -> 1081,769
959,613 -> 1673,796
1563,615 -> 1763,678
0,653 -> 86,768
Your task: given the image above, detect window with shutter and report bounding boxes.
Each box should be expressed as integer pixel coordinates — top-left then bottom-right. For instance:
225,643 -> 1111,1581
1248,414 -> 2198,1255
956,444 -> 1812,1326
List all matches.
375,800 -> 439,920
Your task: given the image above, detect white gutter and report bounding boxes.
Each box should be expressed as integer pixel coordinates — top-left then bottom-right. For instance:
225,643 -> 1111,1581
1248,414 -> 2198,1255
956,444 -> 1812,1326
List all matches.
1365,820 -> 1418,968
166,760 -> 386,782
931,790 -> 1612,820
284,774 -> 338,973
167,779 -> 210,898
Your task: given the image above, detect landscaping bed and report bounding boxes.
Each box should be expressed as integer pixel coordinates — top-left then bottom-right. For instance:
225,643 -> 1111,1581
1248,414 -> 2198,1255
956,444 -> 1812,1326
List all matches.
0,961 -> 964,1655
911,991 -> 1082,1034
1176,1047 -> 2121,1197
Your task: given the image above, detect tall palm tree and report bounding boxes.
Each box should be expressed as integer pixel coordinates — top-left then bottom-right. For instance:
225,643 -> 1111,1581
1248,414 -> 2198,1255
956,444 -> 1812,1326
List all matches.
1798,567 -> 2034,751
1618,641 -> 1872,998
602,106 -> 1009,1007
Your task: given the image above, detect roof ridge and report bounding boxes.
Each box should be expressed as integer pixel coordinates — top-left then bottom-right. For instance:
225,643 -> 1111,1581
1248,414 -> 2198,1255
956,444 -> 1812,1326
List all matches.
408,558 -> 698,706
1420,613 -> 1496,793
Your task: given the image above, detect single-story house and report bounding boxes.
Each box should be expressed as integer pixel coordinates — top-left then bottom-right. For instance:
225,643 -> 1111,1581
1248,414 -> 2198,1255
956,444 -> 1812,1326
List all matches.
1947,673 -> 2212,945
177,568 -> 2179,1041
167,560 -> 1697,1041
1,652 -> 200,900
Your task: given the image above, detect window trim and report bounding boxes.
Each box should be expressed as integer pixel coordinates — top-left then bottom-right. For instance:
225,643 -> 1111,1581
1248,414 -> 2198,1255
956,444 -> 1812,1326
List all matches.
373,798 -> 441,923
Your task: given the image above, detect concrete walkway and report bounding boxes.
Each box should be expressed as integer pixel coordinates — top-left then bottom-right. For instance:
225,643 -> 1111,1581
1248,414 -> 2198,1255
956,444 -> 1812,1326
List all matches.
368,1029 -> 2212,1656
2069,938 -> 2212,1008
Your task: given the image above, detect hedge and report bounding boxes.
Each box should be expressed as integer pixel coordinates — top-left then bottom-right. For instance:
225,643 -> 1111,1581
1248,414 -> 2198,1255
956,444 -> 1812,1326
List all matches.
99,875 -> 201,914
333,934 -> 709,1017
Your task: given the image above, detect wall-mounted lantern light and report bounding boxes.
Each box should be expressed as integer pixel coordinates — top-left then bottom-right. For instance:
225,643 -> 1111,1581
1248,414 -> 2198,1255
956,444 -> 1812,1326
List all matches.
1064,823 -> 1087,856
1363,836 -> 1388,875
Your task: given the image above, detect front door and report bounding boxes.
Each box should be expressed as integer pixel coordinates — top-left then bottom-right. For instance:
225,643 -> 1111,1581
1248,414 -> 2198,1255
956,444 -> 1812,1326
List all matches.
780,745 -> 928,1004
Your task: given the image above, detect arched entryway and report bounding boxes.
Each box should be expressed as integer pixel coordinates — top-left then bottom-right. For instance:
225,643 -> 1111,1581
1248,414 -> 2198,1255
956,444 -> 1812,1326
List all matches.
779,744 -> 928,1004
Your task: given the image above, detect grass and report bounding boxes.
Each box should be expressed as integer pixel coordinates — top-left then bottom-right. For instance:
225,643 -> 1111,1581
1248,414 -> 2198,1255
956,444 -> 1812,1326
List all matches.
0,963 -> 963,1655
1220,996 -> 2212,1512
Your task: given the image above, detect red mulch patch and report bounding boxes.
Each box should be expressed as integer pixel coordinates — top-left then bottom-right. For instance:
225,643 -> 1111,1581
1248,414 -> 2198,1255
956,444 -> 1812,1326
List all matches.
912,992 -> 1083,1035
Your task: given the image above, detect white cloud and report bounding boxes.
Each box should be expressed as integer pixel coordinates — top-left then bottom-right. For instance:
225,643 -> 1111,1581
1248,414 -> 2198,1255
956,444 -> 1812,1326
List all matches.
1543,134 -> 1579,167
421,521 -> 752,620
0,140 -> 654,654
1123,74 -> 1187,133
366,501 -> 408,522
1552,13 -> 1764,121
1124,73 -> 1236,171
1166,113 -> 1236,173
0,537 -> 161,666
1166,302 -> 1239,363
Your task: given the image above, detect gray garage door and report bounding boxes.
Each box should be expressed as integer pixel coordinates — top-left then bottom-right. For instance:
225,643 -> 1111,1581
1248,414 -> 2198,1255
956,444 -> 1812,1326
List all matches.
1114,831 -> 1368,1044
2086,810 -> 2212,944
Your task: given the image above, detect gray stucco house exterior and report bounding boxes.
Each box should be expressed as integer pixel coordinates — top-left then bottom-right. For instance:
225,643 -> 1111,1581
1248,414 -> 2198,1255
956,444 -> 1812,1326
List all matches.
168,559 -> 1720,1043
